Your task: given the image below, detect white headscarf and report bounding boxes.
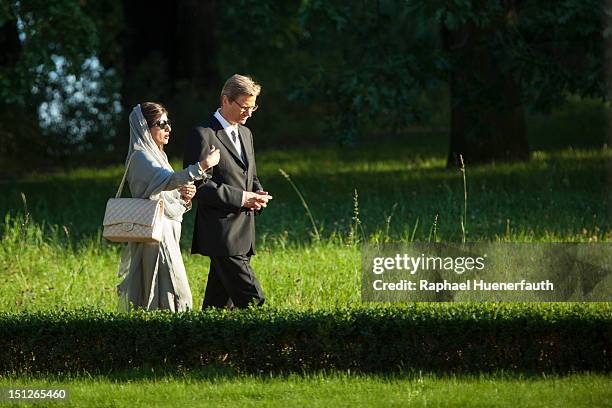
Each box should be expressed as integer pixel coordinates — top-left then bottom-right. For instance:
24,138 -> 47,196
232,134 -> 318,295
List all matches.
126,104 -> 173,172
124,104 -> 189,222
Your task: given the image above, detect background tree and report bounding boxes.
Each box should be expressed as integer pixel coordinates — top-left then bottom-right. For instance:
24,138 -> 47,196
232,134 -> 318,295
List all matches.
0,0 -> 607,169
428,0 -> 607,166
119,0 -> 218,158
277,0 -> 607,166
0,0 -> 122,167
0,0 -> 94,165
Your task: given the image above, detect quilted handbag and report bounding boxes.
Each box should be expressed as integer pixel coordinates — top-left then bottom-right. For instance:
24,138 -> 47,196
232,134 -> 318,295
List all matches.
102,154 -> 164,243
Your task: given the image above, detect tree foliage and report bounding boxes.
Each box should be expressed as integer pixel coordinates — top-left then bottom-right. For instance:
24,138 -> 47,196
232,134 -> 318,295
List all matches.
422,0 -> 607,109
218,0 -> 606,161
0,0 -> 98,104
0,0 -> 607,166
0,0 -> 122,163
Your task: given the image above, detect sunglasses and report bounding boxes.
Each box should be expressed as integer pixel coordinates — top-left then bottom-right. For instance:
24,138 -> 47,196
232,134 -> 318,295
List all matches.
153,119 -> 172,130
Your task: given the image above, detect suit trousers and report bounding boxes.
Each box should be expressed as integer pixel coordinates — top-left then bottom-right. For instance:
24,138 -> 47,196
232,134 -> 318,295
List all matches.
202,255 -> 265,309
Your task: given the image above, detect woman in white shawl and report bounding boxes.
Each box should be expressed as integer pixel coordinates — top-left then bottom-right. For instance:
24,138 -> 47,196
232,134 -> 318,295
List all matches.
117,102 -> 220,312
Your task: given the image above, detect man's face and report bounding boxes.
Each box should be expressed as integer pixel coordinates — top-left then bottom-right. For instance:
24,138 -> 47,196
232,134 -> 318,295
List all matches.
222,94 -> 258,125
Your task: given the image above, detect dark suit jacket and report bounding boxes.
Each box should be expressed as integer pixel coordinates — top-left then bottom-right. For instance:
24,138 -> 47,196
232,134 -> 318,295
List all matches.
183,115 -> 263,256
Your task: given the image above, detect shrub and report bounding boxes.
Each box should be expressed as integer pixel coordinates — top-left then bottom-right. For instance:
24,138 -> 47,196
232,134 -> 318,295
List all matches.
1,304 -> 610,374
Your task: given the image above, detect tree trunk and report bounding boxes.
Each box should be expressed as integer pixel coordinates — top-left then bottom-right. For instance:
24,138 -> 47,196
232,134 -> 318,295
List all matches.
176,0 -> 219,91
0,17 -> 21,68
121,0 -> 177,104
0,17 -> 43,168
117,0 -> 218,157
444,8 -> 529,168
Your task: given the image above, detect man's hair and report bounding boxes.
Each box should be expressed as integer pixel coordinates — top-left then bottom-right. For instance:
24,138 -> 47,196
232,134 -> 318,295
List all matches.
220,74 -> 261,103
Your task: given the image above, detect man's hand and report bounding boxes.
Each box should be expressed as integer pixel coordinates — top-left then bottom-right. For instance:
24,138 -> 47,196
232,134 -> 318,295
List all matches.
243,191 -> 273,210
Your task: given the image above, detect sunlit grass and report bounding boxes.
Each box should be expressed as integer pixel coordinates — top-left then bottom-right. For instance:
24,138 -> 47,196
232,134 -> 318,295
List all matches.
0,372 -> 610,408
0,140 -> 609,311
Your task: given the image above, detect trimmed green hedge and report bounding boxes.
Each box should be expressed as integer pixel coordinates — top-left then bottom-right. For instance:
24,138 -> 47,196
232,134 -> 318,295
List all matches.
1,304 -> 610,374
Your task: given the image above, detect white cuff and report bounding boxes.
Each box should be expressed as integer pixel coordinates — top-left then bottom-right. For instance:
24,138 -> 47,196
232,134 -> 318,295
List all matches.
196,161 -> 205,174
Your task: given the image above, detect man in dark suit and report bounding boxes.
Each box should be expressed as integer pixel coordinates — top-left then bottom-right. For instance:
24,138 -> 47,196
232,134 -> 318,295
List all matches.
183,74 -> 272,309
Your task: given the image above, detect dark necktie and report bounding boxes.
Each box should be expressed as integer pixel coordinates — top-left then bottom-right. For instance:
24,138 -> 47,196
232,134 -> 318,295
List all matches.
231,130 -> 245,162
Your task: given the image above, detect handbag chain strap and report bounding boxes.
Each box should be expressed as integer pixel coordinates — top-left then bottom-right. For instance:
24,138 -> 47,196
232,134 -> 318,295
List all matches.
115,153 -> 136,199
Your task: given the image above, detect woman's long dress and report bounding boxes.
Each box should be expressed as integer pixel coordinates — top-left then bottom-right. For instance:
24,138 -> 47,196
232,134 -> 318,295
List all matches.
116,150 -> 205,312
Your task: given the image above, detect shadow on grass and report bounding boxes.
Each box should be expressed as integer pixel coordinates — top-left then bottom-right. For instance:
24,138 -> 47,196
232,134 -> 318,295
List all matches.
0,141 -> 609,243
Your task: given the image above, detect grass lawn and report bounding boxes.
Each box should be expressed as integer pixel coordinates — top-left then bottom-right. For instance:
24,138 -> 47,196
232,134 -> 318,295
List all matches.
0,138 -> 609,310
1,372 -> 611,407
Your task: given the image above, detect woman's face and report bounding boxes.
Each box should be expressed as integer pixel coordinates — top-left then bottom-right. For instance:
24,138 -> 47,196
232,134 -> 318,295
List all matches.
150,113 -> 171,149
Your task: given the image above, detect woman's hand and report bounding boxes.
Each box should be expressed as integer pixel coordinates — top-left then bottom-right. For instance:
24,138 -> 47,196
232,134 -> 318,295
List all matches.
200,145 -> 220,170
178,183 -> 196,203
